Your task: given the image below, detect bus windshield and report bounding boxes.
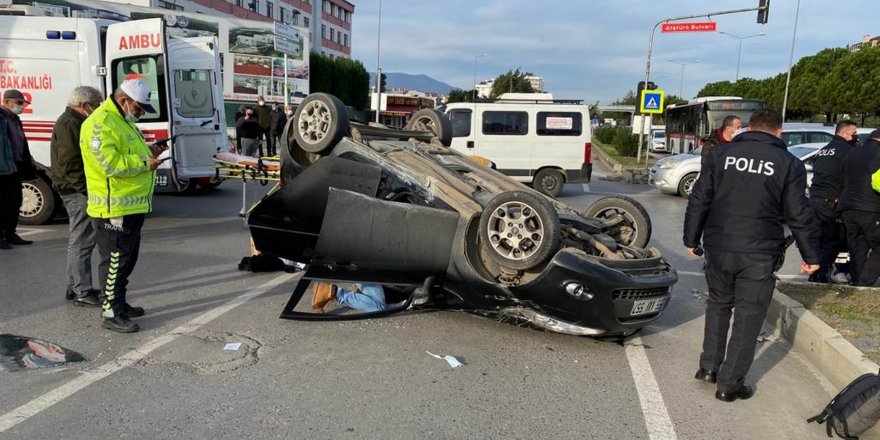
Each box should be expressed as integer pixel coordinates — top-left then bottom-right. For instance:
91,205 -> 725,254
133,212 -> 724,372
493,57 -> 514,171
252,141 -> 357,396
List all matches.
666,98 -> 763,155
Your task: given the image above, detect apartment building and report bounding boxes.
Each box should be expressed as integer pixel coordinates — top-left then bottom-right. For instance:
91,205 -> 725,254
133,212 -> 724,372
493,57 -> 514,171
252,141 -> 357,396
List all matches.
99,0 -> 353,58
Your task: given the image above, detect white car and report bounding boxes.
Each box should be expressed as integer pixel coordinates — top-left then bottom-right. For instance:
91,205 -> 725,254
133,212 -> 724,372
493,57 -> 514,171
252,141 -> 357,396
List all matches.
648,149 -> 702,197
649,130 -> 667,153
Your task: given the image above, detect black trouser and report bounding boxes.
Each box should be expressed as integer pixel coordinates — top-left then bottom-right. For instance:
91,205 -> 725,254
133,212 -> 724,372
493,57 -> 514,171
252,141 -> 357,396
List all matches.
261,127 -> 273,156
270,130 -> 282,156
0,173 -> 22,239
94,214 -> 145,318
841,210 -> 880,286
810,197 -> 845,281
701,250 -> 777,393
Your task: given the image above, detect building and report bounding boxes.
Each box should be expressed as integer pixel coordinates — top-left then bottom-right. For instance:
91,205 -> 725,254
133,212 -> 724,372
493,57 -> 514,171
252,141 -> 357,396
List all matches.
847,34 -> 880,52
99,0 -> 353,58
370,90 -> 439,129
475,75 -> 545,98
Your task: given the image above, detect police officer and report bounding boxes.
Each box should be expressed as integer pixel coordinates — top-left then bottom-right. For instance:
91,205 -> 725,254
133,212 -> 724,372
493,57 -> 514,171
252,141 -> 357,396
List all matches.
808,120 -> 859,283
684,108 -> 820,402
80,75 -> 168,333
837,129 -> 880,286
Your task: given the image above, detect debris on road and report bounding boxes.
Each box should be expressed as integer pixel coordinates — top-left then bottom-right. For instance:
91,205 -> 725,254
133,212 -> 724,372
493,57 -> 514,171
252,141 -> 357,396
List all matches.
223,342 -> 242,351
426,350 -> 464,369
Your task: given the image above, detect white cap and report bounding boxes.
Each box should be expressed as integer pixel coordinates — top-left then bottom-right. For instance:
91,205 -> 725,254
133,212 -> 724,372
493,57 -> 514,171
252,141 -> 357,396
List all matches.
119,74 -> 156,113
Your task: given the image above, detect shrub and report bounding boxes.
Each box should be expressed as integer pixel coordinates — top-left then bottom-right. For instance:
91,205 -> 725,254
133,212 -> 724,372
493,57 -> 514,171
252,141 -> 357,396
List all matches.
613,129 -> 639,157
594,126 -> 616,144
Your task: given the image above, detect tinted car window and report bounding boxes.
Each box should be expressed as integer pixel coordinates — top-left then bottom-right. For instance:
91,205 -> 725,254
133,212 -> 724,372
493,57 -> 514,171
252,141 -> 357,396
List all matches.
807,132 -> 833,144
482,111 -> 528,136
536,112 -> 582,136
781,132 -> 805,146
449,109 -> 472,138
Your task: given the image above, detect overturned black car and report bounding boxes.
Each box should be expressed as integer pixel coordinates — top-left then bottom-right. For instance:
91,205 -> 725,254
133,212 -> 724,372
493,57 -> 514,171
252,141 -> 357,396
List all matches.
248,93 -> 678,336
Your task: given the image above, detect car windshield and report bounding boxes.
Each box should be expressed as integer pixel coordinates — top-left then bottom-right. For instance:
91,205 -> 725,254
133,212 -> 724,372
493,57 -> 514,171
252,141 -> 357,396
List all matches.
653,132 -> 665,138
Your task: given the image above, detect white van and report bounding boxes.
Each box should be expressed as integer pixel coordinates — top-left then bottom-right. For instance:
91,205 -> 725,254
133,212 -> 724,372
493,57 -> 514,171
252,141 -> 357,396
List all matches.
443,98 -> 593,197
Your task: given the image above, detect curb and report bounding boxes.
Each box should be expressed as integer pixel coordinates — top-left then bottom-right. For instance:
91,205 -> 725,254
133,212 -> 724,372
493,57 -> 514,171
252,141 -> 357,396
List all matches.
766,290 -> 879,426
591,141 -> 624,173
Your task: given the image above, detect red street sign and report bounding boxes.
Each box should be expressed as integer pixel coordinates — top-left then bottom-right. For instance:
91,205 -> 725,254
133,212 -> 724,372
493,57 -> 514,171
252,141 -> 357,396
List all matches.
661,22 -> 717,33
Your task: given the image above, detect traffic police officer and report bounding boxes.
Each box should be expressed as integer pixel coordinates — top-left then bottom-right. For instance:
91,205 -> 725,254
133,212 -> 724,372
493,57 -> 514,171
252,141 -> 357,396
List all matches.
683,108 -> 820,402
838,129 -> 880,286
80,75 -> 167,333
808,120 -> 859,283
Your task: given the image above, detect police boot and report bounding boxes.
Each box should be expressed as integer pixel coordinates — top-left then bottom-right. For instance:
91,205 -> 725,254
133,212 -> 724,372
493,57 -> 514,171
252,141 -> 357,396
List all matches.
102,316 -> 140,333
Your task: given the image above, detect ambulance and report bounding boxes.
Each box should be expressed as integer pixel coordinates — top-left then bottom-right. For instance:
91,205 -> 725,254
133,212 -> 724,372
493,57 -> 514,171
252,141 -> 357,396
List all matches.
0,5 -> 226,224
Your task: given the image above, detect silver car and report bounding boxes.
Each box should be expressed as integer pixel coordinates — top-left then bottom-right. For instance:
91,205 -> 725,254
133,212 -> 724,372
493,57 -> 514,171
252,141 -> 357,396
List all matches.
649,149 -> 702,197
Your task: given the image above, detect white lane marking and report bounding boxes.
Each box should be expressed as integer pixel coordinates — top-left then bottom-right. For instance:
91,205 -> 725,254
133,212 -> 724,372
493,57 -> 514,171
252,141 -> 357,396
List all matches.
16,228 -> 51,237
626,336 -> 678,440
678,270 -> 803,280
0,273 -> 296,433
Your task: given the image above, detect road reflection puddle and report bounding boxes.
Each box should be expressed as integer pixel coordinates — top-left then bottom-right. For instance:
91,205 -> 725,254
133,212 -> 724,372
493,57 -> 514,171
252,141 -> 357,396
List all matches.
0,334 -> 85,372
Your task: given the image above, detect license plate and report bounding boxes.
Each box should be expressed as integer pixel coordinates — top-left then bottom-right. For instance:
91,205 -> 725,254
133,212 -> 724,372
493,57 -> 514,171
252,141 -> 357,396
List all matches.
156,175 -> 168,187
630,297 -> 666,316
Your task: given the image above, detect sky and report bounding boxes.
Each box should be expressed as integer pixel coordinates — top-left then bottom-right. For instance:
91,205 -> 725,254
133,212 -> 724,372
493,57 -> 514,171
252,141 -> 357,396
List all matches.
349,0 -> 876,104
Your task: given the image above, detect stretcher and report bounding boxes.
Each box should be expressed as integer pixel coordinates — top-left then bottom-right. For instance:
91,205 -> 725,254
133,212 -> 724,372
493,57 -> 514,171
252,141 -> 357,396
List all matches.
212,152 -> 282,218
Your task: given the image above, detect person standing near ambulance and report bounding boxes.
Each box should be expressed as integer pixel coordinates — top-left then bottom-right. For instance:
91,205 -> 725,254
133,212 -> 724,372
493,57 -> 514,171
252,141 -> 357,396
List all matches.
80,76 -> 167,333
684,109 -> 820,402
0,89 -> 37,250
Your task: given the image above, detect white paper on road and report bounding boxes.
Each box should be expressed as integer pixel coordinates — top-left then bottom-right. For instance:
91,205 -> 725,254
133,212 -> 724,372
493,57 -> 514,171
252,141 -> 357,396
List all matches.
426,351 -> 464,368
223,342 -> 242,351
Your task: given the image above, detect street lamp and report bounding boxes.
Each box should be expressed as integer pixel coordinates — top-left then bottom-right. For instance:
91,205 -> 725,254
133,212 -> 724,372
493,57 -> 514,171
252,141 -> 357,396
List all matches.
782,0 -> 801,122
719,31 -> 765,82
667,59 -> 700,99
374,0 -> 383,123
472,53 -> 487,101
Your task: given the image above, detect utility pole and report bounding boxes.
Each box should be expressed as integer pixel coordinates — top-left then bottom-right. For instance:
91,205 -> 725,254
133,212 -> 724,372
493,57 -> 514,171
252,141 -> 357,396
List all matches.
374,0 -> 382,123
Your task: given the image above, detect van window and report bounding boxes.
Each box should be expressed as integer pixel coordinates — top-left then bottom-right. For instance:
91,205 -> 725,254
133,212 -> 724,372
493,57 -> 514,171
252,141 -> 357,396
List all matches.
449,109 -> 472,137
174,69 -> 214,118
111,55 -> 167,123
482,111 -> 528,136
537,112 -> 582,136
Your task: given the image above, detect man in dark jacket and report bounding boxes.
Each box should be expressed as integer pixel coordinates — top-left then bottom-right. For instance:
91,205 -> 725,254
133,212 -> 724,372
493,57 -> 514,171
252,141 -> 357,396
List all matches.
684,108 -> 819,402
50,86 -> 104,305
837,129 -> 880,286
0,89 -> 38,250
269,103 -> 286,156
700,115 -> 742,166
807,120 -> 859,283
236,107 -> 262,156
253,96 -> 271,157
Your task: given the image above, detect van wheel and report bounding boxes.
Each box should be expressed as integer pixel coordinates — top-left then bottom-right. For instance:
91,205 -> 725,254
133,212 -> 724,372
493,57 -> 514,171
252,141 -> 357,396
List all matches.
583,195 -> 652,248
479,191 -> 561,271
678,173 -> 698,197
19,176 -> 55,225
404,109 -> 452,146
533,169 -> 565,197
293,93 -> 349,154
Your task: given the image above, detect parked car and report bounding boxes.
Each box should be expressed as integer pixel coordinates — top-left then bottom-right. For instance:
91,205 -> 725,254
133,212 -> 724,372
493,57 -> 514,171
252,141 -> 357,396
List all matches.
649,149 -> 702,197
779,123 -> 835,147
247,93 -> 678,337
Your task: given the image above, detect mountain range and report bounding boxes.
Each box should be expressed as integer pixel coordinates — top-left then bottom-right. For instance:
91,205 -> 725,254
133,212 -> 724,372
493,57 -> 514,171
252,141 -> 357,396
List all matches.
368,72 -> 455,94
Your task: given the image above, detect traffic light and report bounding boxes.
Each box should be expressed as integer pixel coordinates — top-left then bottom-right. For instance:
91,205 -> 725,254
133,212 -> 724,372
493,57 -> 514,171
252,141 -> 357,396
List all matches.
637,81 -> 657,93
757,0 -> 770,24
379,73 -> 387,93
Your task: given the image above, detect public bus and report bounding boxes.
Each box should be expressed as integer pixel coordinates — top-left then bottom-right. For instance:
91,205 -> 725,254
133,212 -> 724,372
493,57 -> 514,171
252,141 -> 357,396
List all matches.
664,97 -> 764,154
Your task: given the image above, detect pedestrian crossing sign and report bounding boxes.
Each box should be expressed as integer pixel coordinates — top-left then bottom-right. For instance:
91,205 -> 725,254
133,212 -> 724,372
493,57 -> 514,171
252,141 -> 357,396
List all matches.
639,89 -> 666,114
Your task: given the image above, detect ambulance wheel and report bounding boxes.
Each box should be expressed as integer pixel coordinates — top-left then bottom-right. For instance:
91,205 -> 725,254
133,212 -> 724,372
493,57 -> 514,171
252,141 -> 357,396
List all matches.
292,93 -> 349,155
19,176 -> 55,225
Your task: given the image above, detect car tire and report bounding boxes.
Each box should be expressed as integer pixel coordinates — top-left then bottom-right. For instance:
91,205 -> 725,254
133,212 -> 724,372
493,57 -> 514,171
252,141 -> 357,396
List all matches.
479,191 -> 561,271
19,176 -> 55,225
532,168 -> 565,197
583,195 -> 652,248
292,93 -> 349,154
403,108 -> 453,146
678,172 -> 698,197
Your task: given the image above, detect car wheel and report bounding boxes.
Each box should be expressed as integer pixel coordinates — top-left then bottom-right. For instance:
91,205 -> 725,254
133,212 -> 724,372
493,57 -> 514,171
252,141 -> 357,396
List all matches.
532,169 -> 565,197
583,195 -> 652,248
196,176 -> 223,189
403,108 -> 452,146
19,176 -> 55,225
292,93 -> 349,154
479,191 -> 561,270
678,172 -> 698,197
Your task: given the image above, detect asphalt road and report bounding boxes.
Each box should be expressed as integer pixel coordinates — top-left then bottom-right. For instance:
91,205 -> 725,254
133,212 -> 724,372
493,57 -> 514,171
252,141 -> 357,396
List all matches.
0,166 -> 870,440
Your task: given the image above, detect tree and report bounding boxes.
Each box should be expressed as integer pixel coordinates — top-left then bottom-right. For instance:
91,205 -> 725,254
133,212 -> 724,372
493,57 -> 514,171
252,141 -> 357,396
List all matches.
489,69 -> 535,98
308,52 -> 370,110
446,88 -> 477,103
